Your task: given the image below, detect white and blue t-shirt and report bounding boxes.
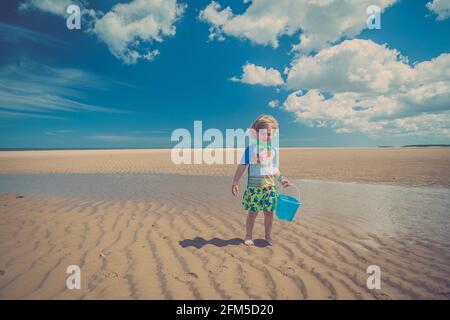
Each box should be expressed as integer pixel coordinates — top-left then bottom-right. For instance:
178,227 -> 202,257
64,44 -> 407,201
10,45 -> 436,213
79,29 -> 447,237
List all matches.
240,143 -> 279,187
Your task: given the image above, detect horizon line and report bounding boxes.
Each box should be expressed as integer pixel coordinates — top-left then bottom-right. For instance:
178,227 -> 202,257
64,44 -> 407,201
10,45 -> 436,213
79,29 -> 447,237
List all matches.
1,145 -> 449,152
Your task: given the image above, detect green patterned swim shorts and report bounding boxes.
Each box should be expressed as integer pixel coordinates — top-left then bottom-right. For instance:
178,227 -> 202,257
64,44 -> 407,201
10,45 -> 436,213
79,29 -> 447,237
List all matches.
242,185 -> 279,212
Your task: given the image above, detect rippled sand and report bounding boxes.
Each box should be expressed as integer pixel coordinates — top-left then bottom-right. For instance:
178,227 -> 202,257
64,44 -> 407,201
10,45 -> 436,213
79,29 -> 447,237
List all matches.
0,148 -> 449,299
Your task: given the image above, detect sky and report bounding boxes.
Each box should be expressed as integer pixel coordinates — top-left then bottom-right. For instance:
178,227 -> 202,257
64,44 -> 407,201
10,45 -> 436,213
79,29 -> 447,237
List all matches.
0,0 -> 449,148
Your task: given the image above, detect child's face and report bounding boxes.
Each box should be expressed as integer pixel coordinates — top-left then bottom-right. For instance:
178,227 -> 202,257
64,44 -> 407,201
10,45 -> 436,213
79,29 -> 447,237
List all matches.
257,127 -> 274,143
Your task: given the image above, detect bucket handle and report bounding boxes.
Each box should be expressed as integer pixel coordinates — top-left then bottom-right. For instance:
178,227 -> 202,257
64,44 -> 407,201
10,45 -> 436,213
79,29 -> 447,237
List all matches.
280,178 -> 301,200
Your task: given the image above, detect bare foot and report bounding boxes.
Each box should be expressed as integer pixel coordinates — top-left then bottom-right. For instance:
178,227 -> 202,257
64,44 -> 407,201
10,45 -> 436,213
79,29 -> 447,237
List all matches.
244,236 -> 254,247
265,236 -> 274,246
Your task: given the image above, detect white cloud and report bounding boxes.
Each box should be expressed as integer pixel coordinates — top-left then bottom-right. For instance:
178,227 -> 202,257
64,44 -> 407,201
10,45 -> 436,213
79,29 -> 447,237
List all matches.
286,39 -> 415,94
143,49 -> 160,61
19,0 -> 80,17
199,1 -> 232,41
0,22 -> 66,47
198,1 -> 449,138
282,40 -> 450,137
199,1 -> 232,27
0,61 -> 123,119
19,0 -> 185,64
426,0 -> 450,20
19,0 -> 98,22
268,99 -> 279,108
0,110 -> 65,120
199,0 -> 396,52
46,130 -> 77,136
230,63 -> 284,86
284,90 -> 450,137
94,0 -> 186,64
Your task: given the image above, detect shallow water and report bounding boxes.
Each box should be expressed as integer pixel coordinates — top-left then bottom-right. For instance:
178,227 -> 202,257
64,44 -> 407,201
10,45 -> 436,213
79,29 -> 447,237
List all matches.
0,173 -> 449,244
296,178 -> 450,245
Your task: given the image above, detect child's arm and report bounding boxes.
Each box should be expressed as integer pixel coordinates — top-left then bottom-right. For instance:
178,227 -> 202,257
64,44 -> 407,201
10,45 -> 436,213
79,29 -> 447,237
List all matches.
272,148 -> 290,187
231,164 -> 247,196
274,171 -> 291,187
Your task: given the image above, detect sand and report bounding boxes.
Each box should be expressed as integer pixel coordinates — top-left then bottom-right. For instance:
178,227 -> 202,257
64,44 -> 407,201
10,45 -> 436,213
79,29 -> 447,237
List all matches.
0,148 -> 449,299
0,147 -> 449,187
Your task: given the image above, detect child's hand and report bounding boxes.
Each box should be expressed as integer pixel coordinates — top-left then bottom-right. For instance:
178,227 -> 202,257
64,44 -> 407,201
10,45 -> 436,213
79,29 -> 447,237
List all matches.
231,181 -> 239,196
281,178 -> 291,188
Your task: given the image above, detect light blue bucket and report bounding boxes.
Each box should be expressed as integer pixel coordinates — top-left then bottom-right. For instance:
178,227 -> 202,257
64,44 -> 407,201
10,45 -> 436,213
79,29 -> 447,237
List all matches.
276,185 -> 302,222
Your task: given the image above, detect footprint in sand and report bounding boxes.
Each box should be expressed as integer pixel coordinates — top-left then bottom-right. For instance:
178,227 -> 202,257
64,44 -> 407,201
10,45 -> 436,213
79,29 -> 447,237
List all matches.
175,272 -> 198,283
213,265 -> 228,273
279,266 -> 296,277
373,292 -> 392,300
99,270 -> 119,279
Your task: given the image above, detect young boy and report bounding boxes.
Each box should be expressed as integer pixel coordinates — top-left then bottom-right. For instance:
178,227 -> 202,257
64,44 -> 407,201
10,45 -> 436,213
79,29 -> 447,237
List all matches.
231,115 -> 290,247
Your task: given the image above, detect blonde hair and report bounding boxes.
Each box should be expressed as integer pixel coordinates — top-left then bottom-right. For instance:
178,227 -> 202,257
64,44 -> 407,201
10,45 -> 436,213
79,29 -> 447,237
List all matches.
250,114 -> 279,131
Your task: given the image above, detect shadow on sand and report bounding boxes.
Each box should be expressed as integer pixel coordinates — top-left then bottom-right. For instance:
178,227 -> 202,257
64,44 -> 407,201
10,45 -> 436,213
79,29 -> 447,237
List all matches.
179,237 -> 270,248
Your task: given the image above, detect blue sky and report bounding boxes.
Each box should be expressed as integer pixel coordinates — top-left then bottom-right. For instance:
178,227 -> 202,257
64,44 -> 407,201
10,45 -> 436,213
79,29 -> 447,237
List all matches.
0,0 -> 449,148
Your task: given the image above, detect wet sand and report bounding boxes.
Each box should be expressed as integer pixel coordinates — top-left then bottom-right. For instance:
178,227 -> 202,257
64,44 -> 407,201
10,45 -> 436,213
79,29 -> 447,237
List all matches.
0,148 -> 449,299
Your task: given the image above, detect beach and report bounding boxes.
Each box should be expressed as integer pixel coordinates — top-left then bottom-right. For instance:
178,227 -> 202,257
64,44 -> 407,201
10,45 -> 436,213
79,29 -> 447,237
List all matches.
0,148 -> 449,299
